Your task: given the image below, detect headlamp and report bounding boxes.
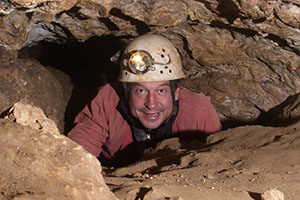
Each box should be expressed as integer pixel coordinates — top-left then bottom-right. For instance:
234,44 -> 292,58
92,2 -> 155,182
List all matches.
128,51 -> 152,74
124,50 -> 170,75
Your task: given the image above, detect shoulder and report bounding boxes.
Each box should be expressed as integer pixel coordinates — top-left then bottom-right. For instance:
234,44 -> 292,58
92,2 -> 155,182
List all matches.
174,87 -> 221,133
178,87 -> 213,112
94,83 -> 120,106
97,83 -> 118,98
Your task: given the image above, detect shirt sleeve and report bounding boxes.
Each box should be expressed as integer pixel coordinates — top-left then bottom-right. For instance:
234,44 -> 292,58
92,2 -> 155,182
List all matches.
199,101 -> 222,134
68,111 -> 108,157
67,86 -> 111,157
174,87 -> 222,134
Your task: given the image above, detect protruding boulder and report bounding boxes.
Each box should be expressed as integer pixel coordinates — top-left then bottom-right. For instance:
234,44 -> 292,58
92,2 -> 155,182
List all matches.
0,102 -> 118,200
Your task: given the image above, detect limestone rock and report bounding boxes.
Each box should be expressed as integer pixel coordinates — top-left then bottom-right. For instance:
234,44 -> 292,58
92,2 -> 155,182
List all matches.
12,0 -> 77,17
0,47 -> 66,132
7,101 -> 60,135
262,189 -> 284,200
0,118 -> 118,200
0,0 -> 15,15
106,121 -> 300,200
0,10 -> 29,50
77,0 -> 119,18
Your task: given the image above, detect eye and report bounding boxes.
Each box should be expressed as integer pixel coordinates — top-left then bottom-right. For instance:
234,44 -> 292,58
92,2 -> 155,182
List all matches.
136,88 -> 145,94
158,88 -> 166,94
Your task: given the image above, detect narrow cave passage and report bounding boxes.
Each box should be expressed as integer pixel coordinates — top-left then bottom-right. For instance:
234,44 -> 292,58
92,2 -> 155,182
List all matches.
18,35 -> 126,134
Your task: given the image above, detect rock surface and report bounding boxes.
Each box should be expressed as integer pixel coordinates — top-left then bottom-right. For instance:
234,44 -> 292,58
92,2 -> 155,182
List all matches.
0,47 -> 66,132
8,101 -> 60,135
1,102 -> 299,200
104,122 -> 300,200
1,103 -> 300,199
262,189 -> 285,200
0,102 -> 118,200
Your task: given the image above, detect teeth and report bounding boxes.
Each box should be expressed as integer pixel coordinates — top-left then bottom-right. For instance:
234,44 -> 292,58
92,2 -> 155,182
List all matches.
146,113 -> 158,117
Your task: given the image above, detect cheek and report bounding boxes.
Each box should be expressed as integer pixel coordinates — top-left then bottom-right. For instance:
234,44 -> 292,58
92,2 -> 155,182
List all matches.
129,96 -> 143,111
161,96 -> 173,110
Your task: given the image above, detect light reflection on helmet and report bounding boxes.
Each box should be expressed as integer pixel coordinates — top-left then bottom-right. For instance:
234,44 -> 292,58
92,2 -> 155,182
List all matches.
127,50 -> 153,75
119,34 -> 185,82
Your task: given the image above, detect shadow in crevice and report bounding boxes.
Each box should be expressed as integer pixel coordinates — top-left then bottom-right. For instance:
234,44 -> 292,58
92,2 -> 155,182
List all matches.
256,93 -> 300,127
216,0 -> 241,24
220,117 -> 264,130
100,131 -> 215,170
134,187 -> 152,200
248,191 -> 262,200
0,107 -> 11,119
132,133 -> 225,175
210,20 -> 257,38
221,93 -> 300,130
98,17 -> 120,31
110,8 -> 151,35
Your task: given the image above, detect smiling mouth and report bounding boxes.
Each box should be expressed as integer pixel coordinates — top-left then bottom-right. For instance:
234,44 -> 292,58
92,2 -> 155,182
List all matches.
138,107 -> 165,120
143,112 -> 158,117
141,111 -> 161,121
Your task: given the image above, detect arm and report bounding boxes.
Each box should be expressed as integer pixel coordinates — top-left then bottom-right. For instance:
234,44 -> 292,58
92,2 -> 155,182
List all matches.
200,101 -> 222,134
68,108 -> 108,157
68,85 -> 115,157
68,97 -> 108,157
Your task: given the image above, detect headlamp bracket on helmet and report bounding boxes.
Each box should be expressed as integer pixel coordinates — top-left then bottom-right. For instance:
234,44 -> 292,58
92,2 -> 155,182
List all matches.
123,50 -> 171,75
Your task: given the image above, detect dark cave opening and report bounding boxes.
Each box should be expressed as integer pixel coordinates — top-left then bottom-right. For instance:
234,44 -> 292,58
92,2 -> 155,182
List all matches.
18,35 -> 127,134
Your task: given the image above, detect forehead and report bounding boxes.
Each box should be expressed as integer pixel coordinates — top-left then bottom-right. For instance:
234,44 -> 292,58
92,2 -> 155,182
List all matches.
129,81 -> 170,89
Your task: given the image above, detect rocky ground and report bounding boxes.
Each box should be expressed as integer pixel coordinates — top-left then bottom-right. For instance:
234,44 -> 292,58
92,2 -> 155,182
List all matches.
0,104 -> 117,200
103,123 -> 300,200
1,102 -> 299,200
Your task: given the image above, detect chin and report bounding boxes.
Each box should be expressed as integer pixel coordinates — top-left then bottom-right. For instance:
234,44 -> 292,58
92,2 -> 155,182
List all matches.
141,122 -> 161,130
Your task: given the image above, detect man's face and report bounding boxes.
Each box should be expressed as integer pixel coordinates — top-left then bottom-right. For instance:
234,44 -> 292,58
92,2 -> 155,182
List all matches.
128,81 -> 179,130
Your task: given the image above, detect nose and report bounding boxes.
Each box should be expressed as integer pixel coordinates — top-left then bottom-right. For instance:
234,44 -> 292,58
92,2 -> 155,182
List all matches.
144,92 -> 156,110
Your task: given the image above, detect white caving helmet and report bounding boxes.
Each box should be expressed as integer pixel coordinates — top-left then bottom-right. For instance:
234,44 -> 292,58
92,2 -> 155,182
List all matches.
118,34 -> 186,82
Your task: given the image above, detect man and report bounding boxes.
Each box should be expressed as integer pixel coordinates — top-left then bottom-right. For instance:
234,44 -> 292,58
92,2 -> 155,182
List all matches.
68,34 -> 222,166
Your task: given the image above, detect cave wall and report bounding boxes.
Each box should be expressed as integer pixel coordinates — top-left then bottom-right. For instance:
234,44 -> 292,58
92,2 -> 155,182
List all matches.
0,0 -> 300,128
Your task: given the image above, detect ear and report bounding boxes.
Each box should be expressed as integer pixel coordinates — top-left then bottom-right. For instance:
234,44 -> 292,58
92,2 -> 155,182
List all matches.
174,87 -> 180,101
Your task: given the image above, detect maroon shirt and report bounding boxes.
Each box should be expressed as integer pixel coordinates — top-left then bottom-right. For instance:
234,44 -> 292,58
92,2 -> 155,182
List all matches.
68,84 -> 221,162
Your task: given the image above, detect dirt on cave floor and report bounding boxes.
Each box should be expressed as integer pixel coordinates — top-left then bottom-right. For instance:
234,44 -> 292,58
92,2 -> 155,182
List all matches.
1,108 -> 299,200
101,122 -> 300,200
